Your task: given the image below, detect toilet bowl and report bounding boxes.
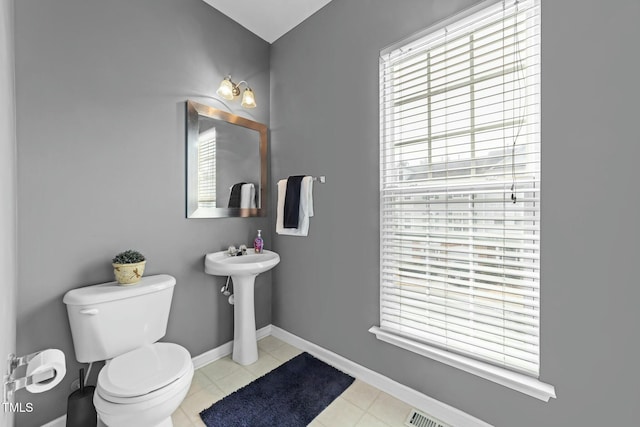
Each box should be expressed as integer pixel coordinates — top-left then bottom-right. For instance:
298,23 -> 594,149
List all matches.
94,343 -> 193,427
63,275 -> 194,427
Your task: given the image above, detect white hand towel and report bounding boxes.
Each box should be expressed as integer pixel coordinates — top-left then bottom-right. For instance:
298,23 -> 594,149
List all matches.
240,183 -> 256,209
276,176 -> 314,236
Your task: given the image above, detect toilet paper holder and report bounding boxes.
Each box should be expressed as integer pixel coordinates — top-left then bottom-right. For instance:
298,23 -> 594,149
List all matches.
3,351 -> 57,403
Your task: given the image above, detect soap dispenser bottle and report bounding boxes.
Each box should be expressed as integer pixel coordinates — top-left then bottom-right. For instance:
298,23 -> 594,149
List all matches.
254,229 -> 264,254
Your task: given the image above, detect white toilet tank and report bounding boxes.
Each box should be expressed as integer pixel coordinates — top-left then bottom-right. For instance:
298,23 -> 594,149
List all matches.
63,274 -> 176,363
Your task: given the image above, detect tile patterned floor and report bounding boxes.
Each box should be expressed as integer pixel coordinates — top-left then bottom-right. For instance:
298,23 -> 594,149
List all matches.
172,336 -> 413,427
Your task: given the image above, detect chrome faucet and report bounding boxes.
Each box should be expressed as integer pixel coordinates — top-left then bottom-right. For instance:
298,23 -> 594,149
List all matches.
227,244 -> 248,256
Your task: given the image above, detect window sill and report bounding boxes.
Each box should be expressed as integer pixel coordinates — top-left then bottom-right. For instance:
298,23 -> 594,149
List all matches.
369,326 -> 556,402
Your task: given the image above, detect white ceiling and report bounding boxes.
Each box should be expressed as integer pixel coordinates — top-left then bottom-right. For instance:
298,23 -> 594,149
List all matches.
201,0 -> 333,43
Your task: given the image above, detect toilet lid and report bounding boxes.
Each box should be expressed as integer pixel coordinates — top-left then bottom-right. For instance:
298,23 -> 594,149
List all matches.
98,342 -> 191,399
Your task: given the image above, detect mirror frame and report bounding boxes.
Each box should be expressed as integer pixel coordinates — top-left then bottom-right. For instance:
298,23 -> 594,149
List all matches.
186,100 -> 268,218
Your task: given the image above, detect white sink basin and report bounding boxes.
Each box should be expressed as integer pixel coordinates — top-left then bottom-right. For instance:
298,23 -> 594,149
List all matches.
205,249 -> 280,277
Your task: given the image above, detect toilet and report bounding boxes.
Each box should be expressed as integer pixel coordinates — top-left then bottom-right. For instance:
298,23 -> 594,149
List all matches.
63,274 -> 194,427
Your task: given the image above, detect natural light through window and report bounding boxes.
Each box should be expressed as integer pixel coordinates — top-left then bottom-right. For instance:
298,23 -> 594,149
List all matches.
373,0 -> 553,400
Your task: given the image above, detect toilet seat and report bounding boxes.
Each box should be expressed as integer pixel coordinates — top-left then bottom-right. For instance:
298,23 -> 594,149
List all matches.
97,342 -> 191,404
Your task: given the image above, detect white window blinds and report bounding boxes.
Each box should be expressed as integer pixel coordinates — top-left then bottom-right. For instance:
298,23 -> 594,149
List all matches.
379,0 -> 541,377
197,127 -> 217,209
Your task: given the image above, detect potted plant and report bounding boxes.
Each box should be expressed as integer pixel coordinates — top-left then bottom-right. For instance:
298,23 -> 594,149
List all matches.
112,250 -> 146,285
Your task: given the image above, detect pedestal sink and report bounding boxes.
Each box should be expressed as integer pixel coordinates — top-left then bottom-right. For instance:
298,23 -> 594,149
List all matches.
204,249 -> 280,365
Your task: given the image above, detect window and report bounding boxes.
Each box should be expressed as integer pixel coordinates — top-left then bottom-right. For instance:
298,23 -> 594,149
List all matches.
373,0 -> 553,400
197,126 -> 217,209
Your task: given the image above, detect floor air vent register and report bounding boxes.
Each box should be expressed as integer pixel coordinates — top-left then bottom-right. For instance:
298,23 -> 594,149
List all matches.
405,409 -> 450,427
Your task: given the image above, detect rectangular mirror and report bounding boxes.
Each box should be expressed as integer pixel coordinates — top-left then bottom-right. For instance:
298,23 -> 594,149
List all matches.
186,100 -> 268,218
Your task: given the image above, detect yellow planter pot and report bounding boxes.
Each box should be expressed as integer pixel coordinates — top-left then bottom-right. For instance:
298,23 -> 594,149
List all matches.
112,261 -> 146,285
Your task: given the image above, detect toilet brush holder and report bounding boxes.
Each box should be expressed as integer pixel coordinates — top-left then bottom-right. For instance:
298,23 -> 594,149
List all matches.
66,368 -> 97,427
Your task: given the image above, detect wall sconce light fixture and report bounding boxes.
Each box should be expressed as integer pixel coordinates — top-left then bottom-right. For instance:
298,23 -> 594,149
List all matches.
216,76 -> 257,109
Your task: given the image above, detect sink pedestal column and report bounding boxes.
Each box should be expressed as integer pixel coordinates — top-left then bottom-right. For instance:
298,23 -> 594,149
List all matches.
231,274 -> 258,365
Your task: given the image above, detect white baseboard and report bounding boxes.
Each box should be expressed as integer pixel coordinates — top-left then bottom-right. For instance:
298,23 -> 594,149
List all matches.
42,323 -> 489,427
191,324 -> 272,369
39,325 -> 274,427
270,325 -> 493,427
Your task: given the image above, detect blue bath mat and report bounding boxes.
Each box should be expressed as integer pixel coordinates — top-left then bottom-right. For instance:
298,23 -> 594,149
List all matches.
200,352 -> 355,427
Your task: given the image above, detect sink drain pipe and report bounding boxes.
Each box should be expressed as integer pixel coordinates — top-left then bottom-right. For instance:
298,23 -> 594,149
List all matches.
220,276 -> 234,304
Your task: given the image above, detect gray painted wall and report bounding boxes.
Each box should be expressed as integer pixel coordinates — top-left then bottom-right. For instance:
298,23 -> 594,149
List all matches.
13,0 -> 640,425
14,0 -> 271,425
0,0 -> 17,426
270,0 -> 640,426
